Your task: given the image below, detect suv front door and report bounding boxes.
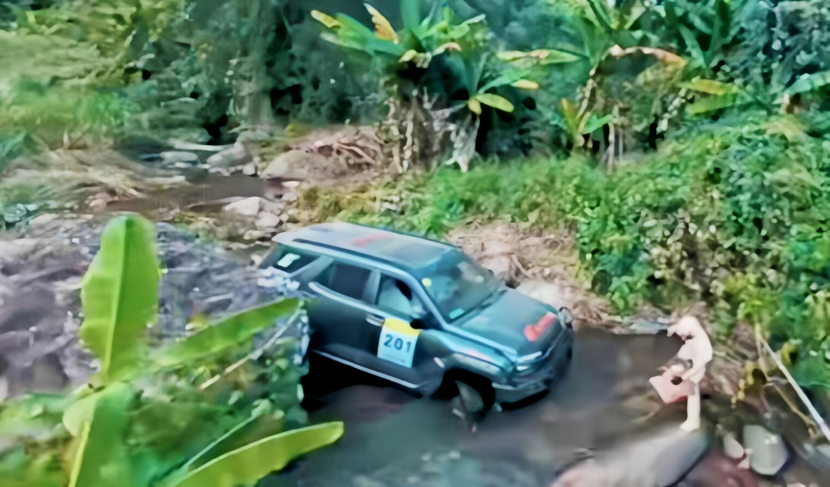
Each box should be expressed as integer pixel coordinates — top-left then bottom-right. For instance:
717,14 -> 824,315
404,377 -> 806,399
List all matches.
363,273 -> 445,393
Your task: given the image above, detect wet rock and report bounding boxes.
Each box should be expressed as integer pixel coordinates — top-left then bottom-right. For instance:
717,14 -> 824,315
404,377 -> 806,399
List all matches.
255,212 -> 280,229
243,229 -> 271,241
627,321 -> 669,334
3,352 -> 69,396
242,162 -> 257,176
222,197 -> 263,217
160,151 -> 199,164
29,213 -> 60,227
678,450 -> 758,487
207,144 -> 250,167
723,432 -> 750,468
551,424 -> 710,487
0,238 -> 41,271
516,281 -> 570,311
0,286 -> 56,333
261,150 -> 309,180
743,425 -> 788,476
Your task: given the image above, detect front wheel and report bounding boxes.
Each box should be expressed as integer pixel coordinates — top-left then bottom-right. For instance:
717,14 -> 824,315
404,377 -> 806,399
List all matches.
449,376 -> 494,418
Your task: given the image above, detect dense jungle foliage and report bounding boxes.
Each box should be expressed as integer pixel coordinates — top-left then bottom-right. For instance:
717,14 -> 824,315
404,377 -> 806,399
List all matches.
1,0 -> 829,414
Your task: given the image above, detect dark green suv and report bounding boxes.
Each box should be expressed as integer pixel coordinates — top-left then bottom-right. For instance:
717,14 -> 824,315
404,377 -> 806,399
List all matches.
261,222 -> 575,411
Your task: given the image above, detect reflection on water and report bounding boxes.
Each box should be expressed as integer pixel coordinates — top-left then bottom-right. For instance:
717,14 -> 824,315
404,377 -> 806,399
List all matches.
268,329 -> 685,486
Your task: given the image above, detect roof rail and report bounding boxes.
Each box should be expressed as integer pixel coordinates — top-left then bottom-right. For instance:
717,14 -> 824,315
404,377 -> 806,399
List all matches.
348,222 -> 452,248
293,238 -> 405,269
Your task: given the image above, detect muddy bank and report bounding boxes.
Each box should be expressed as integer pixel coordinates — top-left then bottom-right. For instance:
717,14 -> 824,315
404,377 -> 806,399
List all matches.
0,214 -> 302,400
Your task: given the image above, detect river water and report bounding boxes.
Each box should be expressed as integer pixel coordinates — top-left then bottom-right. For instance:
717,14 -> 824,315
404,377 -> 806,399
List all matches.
267,329 -> 694,486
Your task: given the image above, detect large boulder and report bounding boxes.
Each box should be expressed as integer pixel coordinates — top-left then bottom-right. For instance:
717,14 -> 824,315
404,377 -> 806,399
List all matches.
551,424 -> 710,487
222,196 -> 264,217
260,149 -> 310,180
160,151 -> 199,164
207,144 -> 251,167
743,425 -> 788,476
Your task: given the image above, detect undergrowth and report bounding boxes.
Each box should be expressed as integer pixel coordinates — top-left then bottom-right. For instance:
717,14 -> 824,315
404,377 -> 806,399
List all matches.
301,111 -> 830,389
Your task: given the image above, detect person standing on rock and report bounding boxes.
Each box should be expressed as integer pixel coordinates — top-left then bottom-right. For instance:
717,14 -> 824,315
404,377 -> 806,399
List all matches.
667,315 -> 713,432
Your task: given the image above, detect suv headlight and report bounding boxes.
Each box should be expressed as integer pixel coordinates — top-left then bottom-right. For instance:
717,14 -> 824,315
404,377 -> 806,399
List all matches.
453,354 -> 503,376
518,351 -> 542,363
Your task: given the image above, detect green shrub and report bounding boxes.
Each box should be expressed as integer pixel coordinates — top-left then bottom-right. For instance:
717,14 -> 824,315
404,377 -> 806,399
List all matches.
0,83 -> 137,162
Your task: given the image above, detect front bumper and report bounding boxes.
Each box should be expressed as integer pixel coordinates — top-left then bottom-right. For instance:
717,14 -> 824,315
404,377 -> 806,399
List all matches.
492,333 -> 574,404
493,353 -> 558,404
492,374 -> 553,404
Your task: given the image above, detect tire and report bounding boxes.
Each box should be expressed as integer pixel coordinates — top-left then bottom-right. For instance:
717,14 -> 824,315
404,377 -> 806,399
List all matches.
453,380 -> 485,414
448,375 -> 495,416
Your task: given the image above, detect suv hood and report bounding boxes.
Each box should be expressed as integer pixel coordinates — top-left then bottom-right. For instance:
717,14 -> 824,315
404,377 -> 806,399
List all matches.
457,289 -> 563,356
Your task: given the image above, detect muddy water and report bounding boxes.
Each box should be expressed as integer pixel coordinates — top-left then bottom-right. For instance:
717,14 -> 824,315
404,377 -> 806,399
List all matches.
105,172 -> 281,214
268,329 -> 688,486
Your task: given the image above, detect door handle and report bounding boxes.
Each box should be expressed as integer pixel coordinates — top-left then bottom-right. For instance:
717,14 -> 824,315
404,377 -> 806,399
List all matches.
366,315 -> 384,327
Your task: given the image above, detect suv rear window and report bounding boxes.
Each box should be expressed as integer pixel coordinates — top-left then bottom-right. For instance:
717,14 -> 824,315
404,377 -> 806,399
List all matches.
321,263 -> 371,301
266,246 -> 317,274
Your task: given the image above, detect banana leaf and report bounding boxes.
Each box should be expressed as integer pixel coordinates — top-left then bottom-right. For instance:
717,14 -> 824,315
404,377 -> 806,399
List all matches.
66,383 -> 135,487
587,0 -> 615,34
785,71 -> 830,96
679,79 -> 740,95
365,4 -> 398,44
155,299 -> 300,368
400,0 -> 421,33
170,422 -> 345,487
582,114 -> 615,134
685,94 -> 746,114
708,0 -> 731,64
474,93 -> 514,113
182,413 -> 284,471
678,25 -> 705,68
79,215 -> 158,384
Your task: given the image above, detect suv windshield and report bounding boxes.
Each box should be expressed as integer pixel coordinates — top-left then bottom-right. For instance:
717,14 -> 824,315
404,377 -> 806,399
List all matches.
416,250 -> 501,321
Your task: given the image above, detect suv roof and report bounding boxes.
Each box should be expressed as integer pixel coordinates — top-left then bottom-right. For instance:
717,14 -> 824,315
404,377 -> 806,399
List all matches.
276,222 -> 455,270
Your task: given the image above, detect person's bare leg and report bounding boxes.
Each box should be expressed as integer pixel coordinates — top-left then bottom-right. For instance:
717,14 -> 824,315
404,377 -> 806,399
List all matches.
681,382 -> 701,432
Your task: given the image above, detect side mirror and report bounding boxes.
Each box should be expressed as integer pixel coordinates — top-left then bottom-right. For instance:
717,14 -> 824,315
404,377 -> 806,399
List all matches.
410,308 -> 429,329
558,307 -> 574,329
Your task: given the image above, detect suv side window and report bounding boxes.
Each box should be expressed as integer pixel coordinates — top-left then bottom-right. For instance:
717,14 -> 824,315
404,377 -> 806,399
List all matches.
376,275 -> 425,318
321,263 -> 371,301
265,246 -> 317,274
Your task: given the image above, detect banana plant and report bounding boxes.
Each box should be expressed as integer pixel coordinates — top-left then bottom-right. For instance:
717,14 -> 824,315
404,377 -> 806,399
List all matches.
65,382 -> 343,487
561,98 -> 615,147
312,1 -> 579,116
584,0 -> 647,49
661,0 -> 736,71
57,214 -> 342,487
682,70 -> 830,115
